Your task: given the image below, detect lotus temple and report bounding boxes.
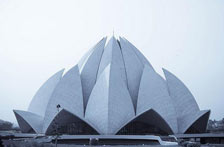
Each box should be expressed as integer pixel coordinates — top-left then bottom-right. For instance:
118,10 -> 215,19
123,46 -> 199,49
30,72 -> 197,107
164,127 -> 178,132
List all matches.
13,36 -> 210,135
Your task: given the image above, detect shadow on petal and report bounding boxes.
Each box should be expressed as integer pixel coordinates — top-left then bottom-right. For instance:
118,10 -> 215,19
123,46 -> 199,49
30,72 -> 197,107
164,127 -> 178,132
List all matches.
45,109 -> 99,135
116,108 -> 174,135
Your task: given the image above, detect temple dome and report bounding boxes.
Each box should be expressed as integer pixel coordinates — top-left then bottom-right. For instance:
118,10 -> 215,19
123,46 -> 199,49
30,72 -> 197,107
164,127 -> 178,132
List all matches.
14,36 -> 210,135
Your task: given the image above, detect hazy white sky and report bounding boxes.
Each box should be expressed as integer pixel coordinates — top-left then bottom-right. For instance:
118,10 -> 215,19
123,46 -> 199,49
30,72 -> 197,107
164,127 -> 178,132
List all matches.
0,0 -> 224,124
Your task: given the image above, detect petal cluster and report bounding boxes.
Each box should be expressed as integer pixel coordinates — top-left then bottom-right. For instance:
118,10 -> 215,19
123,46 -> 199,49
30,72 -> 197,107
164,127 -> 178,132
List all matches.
14,37 -> 210,135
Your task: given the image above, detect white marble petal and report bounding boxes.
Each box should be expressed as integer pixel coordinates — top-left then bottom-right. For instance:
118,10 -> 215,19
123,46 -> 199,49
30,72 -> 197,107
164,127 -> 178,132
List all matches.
122,37 -> 154,69
85,64 -> 135,135
178,110 -> 210,133
137,65 -> 178,133
43,65 -> 83,133
97,37 -> 127,84
163,68 -> 200,117
80,38 -> 106,110
13,110 -> 43,133
28,69 -> 64,117
119,37 -> 144,111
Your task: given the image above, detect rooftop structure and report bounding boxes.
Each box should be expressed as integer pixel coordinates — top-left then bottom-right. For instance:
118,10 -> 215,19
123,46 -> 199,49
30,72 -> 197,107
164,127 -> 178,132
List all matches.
14,37 -> 210,135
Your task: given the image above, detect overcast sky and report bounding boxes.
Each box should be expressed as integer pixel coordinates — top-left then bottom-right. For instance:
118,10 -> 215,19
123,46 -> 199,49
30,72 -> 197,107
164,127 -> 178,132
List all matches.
0,0 -> 224,124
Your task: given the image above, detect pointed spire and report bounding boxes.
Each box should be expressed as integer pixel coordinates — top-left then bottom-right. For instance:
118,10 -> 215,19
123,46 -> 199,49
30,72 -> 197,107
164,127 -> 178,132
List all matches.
97,37 -> 127,84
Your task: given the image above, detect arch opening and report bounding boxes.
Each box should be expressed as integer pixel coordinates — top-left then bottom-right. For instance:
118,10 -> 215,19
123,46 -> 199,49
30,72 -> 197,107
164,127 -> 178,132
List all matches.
185,111 -> 210,134
117,121 -> 169,135
45,109 -> 99,135
116,109 -> 173,135
14,111 -> 36,133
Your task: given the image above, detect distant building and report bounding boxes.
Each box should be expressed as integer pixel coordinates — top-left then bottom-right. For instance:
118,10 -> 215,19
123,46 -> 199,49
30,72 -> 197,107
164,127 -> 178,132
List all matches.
14,37 -> 210,135
207,119 -> 224,133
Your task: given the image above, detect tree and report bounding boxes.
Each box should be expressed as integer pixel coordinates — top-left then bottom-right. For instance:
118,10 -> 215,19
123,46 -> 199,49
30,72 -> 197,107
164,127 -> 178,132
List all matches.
0,119 -> 13,131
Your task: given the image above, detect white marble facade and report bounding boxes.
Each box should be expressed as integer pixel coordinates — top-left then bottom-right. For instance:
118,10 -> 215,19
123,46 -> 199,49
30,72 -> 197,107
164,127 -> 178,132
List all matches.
14,36 -> 210,135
